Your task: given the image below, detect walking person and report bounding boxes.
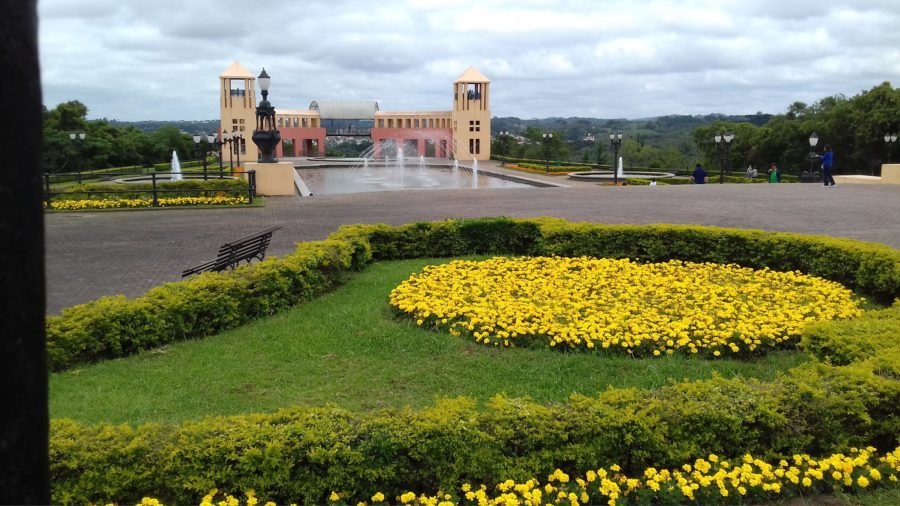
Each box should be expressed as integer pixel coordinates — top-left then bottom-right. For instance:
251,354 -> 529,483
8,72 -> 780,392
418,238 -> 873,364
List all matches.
819,145 -> 836,187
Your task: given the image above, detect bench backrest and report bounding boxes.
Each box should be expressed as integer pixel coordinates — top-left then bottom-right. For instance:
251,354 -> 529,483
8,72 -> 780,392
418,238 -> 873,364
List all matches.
215,226 -> 281,267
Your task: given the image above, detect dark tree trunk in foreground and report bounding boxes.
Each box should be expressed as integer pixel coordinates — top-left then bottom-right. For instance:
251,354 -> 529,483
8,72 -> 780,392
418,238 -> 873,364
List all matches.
0,0 -> 50,503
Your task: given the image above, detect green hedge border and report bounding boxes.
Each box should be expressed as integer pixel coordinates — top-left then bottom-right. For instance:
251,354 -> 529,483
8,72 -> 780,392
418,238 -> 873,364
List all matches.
49,218 -> 900,505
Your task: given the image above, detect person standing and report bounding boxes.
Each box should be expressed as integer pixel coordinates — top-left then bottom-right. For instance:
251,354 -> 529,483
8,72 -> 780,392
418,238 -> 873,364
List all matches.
820,145 -> 836,187
767,163 -> 781,183
690,163 -> 706,184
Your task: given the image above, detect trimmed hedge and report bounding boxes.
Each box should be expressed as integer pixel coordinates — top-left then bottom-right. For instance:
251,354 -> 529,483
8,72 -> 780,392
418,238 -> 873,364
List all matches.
48,218 -> 900,505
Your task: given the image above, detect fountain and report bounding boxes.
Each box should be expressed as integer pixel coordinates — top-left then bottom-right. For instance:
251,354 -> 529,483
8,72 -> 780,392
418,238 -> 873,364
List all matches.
291,136 -> 550,195
170,150 -> 182,182
567,155 -> 675,183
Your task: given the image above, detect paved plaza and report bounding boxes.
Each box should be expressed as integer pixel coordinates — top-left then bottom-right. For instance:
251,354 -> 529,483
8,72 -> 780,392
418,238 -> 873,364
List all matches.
45,163 -> 900,314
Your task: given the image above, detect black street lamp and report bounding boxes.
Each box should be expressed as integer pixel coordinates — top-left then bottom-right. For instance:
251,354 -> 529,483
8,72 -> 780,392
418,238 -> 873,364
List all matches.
251,67 -> 281,163
207,134 -> 222,178
233,132 -> 244,169
223,130 -> 235,171
714,132 -> 735,184
68,132 -> 86,183
807,132 -> 819,181
609,131 -> 623,185
885,132 -> 897,164
497,131 -> 510,166
193,134 -> 207,180
542,133 -> 553,171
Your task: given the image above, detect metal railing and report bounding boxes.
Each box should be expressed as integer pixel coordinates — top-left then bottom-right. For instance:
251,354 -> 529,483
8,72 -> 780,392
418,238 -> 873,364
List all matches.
43,170 -> 256,208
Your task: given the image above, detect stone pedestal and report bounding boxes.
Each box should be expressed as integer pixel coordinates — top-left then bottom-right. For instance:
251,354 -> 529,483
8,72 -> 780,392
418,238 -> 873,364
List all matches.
882,164 -> 900,184
245,161 -> 296,196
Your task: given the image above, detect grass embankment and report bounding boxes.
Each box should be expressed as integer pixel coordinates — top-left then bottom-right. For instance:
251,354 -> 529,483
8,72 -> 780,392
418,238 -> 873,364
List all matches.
50,257 -> 809,425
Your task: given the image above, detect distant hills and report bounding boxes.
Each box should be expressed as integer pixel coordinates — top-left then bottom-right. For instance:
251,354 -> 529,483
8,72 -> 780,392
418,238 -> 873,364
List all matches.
104,119 -> 221,135
105,113 -> 772,142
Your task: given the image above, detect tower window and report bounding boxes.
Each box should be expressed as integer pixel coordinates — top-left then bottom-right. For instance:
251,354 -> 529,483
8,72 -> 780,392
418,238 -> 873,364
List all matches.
469,120 -> 480,132
469,138 -> 481,155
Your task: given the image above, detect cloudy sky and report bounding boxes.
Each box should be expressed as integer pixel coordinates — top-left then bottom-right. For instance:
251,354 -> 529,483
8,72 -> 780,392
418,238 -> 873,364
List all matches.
38,0 -> 900,121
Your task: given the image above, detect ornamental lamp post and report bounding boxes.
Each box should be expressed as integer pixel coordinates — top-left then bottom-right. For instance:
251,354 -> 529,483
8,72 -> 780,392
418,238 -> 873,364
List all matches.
609,131 -> 623,185
207,134 -> 222,178
542,133 -> 553,171
885,132 -> 897,164
192,134 -> 206,180
807,132 -> 819,181
69,132 -> 86,183
714,132 -> 734,184
497,131 -> 510,166
233,132 -> 243,169
251,67 -> 281,163
223,130 -> 234,171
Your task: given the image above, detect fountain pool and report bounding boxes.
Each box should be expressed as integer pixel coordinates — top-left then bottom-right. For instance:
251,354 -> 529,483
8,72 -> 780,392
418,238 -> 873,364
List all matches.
296,164 -> 531,195
294,157 -> 541,195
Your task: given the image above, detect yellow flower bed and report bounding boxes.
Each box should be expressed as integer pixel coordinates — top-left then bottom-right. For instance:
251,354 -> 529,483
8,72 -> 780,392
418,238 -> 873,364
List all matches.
390,257 -> 863,356
123,446 -> 900,505
47,196 -> 249,210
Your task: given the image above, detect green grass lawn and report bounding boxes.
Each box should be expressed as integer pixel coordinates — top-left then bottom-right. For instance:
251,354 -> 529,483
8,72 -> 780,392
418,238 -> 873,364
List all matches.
50,257 -> 811,425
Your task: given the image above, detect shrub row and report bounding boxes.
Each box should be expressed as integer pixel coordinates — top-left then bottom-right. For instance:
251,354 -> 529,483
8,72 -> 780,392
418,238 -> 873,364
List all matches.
49,218 -> 900,504
51,304 -> 900,504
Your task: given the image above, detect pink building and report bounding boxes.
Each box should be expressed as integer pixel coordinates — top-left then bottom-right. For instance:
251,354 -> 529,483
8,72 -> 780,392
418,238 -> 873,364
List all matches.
219,62 -> 493,163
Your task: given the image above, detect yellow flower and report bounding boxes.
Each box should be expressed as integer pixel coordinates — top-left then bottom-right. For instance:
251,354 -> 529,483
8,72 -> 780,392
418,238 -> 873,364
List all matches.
371,492 -> 385,502
329,491 -> 340,502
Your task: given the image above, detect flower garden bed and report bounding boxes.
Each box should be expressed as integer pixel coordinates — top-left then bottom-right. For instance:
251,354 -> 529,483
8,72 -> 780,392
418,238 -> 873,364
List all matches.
46,195 -> 249,210
45,179 -> 252,210
391,257 -> 863,356
133,445 -> 900,505
47,218 -> 900,505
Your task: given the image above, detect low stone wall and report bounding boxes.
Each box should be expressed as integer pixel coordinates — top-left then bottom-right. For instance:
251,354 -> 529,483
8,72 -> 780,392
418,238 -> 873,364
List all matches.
882,163 -> 900,184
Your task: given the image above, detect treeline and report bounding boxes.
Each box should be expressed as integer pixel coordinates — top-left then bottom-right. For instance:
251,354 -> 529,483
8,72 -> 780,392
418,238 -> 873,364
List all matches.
692,82 -> 900,175
492,82 -> 899,175
42,101 -> 217,173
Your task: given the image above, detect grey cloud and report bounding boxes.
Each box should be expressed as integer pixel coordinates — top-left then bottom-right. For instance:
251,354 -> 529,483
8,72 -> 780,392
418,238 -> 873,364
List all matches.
37,0 -> 900,121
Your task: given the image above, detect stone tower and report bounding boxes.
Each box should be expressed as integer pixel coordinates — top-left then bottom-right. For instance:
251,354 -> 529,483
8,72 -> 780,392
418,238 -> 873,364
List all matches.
219,61 -> 257,165
451,66 -> 491,161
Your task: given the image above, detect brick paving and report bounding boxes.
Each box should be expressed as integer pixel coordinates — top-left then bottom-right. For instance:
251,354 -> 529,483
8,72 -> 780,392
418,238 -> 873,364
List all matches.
45,162 -> 900,314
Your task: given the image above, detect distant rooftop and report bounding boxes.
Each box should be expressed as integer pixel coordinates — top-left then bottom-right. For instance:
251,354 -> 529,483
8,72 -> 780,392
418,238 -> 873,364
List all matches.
309,101 -> 379,120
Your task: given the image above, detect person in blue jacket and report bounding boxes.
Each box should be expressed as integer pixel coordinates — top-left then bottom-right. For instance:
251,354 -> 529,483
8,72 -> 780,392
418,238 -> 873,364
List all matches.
819,145 -> 836,187
690,163 -> 706,184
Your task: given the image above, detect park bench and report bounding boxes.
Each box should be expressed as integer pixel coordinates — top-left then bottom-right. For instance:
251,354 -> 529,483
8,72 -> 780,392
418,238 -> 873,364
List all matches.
181,226 -> 281,277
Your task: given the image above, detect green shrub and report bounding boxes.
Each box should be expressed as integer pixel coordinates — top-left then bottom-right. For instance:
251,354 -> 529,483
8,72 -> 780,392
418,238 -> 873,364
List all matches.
514,162 -> 580,173
803,304 -> 900,365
